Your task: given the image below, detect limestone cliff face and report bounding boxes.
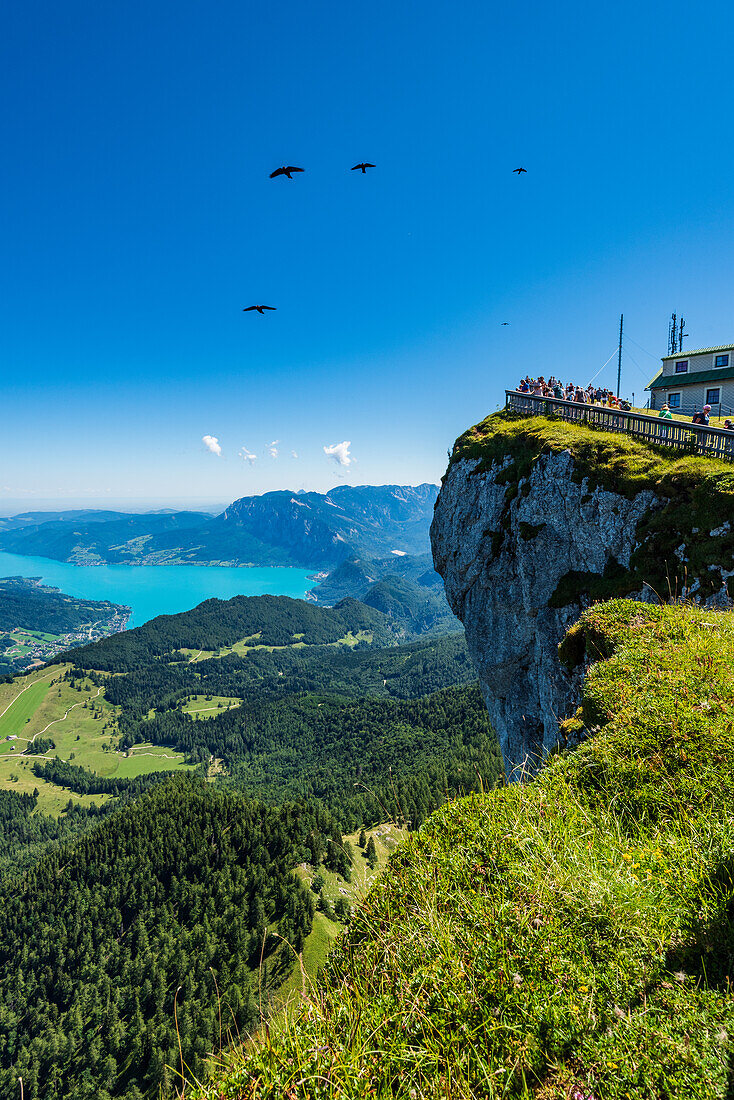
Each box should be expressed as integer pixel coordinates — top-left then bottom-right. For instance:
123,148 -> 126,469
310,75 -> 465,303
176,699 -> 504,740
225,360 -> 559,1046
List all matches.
431,449 -> 659,774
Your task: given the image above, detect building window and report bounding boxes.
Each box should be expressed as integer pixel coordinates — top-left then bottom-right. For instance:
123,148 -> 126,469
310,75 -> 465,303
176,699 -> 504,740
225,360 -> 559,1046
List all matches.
675,360 -> 689,373
667,393 -> 681,408
707,389 -> 721,405
715,354 -> 729,367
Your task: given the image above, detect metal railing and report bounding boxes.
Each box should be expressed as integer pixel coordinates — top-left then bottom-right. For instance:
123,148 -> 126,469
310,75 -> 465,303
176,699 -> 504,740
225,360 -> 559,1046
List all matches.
505,390 -> 734,461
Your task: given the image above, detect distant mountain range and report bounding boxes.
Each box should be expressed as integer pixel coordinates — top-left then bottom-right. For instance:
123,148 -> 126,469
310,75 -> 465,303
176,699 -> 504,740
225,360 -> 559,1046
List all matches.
0,484 -> 438,569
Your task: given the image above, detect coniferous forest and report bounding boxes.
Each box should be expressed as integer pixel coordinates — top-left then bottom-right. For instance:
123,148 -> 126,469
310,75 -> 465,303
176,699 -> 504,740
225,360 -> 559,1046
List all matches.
0,594 -> 502,1098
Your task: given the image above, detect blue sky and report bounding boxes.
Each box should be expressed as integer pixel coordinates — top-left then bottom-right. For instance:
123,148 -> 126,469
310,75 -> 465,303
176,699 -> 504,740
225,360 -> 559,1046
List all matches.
3,0 -> 734,512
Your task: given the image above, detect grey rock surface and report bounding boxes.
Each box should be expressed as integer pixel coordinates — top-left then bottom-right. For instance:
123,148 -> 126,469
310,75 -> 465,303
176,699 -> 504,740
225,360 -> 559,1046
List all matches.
431,449 -> 659,776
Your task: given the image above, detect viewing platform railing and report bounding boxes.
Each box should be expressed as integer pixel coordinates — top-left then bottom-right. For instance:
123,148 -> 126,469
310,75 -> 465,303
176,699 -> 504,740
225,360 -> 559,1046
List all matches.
505,390 -> 734,462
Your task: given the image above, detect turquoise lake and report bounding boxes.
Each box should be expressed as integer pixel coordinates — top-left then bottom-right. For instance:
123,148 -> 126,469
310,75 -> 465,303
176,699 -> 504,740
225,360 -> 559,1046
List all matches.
0,551 -> 315,627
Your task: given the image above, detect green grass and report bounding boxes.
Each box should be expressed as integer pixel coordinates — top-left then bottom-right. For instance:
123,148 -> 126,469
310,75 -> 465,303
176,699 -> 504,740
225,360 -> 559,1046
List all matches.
190,601 -> 734,1099
180,695 -> 242,719
175,631 -> 374,666
0,676 -> 52,739
14,629 -> 64,643
0,666 -> 189,813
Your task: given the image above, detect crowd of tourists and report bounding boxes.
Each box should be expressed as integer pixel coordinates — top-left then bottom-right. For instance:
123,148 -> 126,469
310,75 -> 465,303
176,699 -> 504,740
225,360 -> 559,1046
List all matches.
516,376 -> 733,431
657,403 -> 734,430
516,376 -> 632,411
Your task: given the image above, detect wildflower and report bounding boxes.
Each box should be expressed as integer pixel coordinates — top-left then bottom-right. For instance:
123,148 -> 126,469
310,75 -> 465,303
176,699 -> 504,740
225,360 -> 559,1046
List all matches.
512,973 -> 523,986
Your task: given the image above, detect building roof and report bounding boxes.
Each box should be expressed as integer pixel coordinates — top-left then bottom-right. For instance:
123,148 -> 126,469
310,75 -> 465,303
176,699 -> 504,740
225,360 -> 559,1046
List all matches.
661,344 -> 734,361
648,366 -> 734,390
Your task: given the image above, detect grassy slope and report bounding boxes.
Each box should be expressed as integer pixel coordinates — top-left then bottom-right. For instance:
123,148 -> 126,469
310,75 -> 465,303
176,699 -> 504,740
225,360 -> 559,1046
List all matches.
451,411 -> 734,604
178,630 -> 374,665
191,600 -> 734,1099
266,826 -> 408,1019
0,665 -> 189,814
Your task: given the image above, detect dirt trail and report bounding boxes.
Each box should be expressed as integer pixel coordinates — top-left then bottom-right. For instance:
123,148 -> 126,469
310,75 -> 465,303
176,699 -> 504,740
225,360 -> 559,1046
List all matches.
19,686 -> 105,747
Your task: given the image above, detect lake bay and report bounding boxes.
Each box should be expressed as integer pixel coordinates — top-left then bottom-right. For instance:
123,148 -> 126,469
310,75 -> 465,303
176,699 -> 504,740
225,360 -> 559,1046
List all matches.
0,551 -> 315,627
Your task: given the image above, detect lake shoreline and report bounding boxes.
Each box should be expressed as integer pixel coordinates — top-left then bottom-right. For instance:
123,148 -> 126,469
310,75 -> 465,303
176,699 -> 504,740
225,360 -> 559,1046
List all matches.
0,551 -> 315,629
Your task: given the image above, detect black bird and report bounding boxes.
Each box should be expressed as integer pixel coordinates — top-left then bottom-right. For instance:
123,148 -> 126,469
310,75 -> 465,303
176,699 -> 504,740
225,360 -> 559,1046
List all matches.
351,162 -> 375,173
501,322 -> 510,325
270,166 -> 304,179
243,305 -> 277,314
513,167 -> 527,174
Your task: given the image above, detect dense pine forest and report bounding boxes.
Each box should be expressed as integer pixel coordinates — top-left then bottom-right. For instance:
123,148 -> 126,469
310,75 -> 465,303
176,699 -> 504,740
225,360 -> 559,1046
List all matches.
68,594 -> 395,670
0,776 -> 345,1100
0,592 -> 501,1098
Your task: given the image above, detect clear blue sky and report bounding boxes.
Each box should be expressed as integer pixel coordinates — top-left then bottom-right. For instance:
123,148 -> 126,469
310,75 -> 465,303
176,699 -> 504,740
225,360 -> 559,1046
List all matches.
3,0 -> 734,512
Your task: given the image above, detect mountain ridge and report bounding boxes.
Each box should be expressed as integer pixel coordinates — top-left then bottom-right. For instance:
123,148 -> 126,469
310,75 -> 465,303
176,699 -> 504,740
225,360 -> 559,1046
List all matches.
0,483 -> 439,568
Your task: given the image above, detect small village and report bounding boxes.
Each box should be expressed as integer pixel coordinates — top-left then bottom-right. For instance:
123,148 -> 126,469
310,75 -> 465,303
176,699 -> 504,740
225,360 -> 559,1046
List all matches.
0,607 -> 130,675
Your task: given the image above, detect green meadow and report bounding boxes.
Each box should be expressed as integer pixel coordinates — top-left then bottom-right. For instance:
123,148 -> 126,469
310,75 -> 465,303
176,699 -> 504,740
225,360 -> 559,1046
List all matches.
0,665 -> 190,814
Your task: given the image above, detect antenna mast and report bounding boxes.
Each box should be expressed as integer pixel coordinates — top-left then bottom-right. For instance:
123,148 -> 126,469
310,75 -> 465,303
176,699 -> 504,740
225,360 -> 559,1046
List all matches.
617,313 -> 623,397
668,312 -> 677,356
668,311 -> 688,355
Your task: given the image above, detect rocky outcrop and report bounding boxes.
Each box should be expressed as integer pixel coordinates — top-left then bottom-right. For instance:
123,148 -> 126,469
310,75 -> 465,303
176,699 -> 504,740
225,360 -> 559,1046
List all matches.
431,449 -> 659,774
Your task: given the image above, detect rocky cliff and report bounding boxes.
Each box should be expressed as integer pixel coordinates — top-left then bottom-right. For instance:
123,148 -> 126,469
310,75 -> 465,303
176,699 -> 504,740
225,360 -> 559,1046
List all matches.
431,412 -> 734,773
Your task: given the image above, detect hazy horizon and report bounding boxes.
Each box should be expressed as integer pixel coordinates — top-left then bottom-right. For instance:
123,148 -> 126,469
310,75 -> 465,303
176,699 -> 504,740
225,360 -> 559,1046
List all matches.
0,478 -> 441,518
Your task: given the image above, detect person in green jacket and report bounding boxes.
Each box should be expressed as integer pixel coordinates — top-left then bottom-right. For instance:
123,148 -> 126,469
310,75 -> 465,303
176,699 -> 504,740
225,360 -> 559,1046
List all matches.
658,404 -> 673,419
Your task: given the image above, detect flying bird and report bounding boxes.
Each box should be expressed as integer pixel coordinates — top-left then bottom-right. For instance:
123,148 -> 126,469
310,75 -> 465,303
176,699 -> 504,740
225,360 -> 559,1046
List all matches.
513,167 -> 527,174
351,162 -> 375,173
501,322 -> 510,325
243,305 -> 277,314
270,166 -> 304,179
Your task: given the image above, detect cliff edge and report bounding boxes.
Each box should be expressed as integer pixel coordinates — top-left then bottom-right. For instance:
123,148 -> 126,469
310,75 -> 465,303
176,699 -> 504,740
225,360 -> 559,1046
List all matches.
431,412 -> 734,772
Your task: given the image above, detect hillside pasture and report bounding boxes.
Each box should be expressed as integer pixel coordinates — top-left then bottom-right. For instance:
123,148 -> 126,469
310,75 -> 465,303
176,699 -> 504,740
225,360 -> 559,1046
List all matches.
0,664 -> 190,813
180,695 -> 242,719
0,677 -> 52,740
175,629 -> 373,666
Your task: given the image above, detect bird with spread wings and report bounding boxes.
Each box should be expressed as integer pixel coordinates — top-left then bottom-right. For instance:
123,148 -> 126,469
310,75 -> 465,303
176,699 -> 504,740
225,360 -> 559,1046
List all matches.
243,305 -> 277,314
351,163 -> 375,173
270,166 -> 304,179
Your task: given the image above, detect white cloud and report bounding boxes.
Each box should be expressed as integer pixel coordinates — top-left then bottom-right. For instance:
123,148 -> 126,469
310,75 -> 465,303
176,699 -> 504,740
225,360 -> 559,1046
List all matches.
268,439 -> 280,447
323,440 -> 352,467
239,446 -> 257,465
202,435 -> 222,456
291,450 -> 298,459
269,446 -> 279,459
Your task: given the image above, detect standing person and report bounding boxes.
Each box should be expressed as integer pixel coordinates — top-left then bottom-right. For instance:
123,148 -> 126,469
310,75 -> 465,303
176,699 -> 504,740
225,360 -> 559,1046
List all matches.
692,405 -> 711,425
658,404 -> 673,419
